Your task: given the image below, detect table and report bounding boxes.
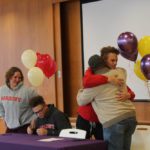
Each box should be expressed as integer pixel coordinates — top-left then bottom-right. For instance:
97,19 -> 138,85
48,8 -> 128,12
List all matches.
0,133 -> 107,150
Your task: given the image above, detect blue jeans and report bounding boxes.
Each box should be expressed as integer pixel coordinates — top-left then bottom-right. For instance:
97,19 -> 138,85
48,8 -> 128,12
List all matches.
76,115 -> 103,139
103,116 -> 137,150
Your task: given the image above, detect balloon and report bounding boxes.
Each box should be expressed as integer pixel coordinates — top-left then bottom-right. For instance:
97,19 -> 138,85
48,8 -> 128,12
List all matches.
141,54 -> 150,80
134,60 -> 147,81
120,49 -> 138,62
48,59 -> 57,78
21,49 -> 37,69
35,52 -> 57,78
138,36 -> 150,57
117,32 -> 138,61
28,67 -> 44,87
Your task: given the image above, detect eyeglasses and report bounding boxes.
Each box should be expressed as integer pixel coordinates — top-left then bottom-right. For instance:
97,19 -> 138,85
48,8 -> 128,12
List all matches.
34,106 -> 44,114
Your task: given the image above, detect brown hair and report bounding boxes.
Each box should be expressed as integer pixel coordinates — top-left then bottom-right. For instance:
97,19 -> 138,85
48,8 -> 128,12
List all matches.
5,67 -> 24,88
100,46 -> 119,61
29,95 -> 45,108
88,54 -> 106,72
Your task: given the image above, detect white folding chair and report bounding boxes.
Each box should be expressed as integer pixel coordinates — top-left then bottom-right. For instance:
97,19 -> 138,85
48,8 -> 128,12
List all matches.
59,128 -> 86,139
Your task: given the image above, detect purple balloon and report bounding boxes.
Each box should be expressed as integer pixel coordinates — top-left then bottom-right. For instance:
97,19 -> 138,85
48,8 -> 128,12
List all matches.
117,32 -> 138,61
141,54 -> 150,80
120,49 -> 138,61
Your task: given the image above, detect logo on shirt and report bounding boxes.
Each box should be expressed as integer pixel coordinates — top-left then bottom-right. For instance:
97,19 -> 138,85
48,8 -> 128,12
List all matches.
40,124 -> 55,129
0,96 -> 22,102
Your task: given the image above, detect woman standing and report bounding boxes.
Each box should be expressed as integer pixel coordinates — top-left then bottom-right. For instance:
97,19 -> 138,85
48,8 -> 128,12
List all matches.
0,67 -> 38,133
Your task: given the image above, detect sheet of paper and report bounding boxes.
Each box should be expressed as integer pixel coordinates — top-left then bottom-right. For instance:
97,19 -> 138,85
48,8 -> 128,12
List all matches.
38,137 -> 64,142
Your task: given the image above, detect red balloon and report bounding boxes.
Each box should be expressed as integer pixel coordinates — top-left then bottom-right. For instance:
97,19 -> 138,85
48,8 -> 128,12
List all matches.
48,59 -> 57,78
117,32 -> 138,61
35,52 -> 57,78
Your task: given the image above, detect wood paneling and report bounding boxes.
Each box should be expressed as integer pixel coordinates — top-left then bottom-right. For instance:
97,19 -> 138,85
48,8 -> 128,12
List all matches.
0,0 -> 56,104
60,0 -> 83,116
52,0 -> 76,4
53,3 -> 64,111
134,101 -> 150,124
0,118 -> 7,134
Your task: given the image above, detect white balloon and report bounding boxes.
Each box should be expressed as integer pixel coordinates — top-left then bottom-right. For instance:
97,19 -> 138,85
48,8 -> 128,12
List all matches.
21,49 -> 37,69
28,67 -> 44,87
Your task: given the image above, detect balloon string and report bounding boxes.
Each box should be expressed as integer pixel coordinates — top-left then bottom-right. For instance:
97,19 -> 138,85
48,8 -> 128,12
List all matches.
128,60 -> 131,68
146,80 -> 150,98
128,60 -> 132,79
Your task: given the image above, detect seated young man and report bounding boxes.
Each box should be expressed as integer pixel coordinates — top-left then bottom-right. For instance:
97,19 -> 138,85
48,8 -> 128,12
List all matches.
27,95 -> 71,136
